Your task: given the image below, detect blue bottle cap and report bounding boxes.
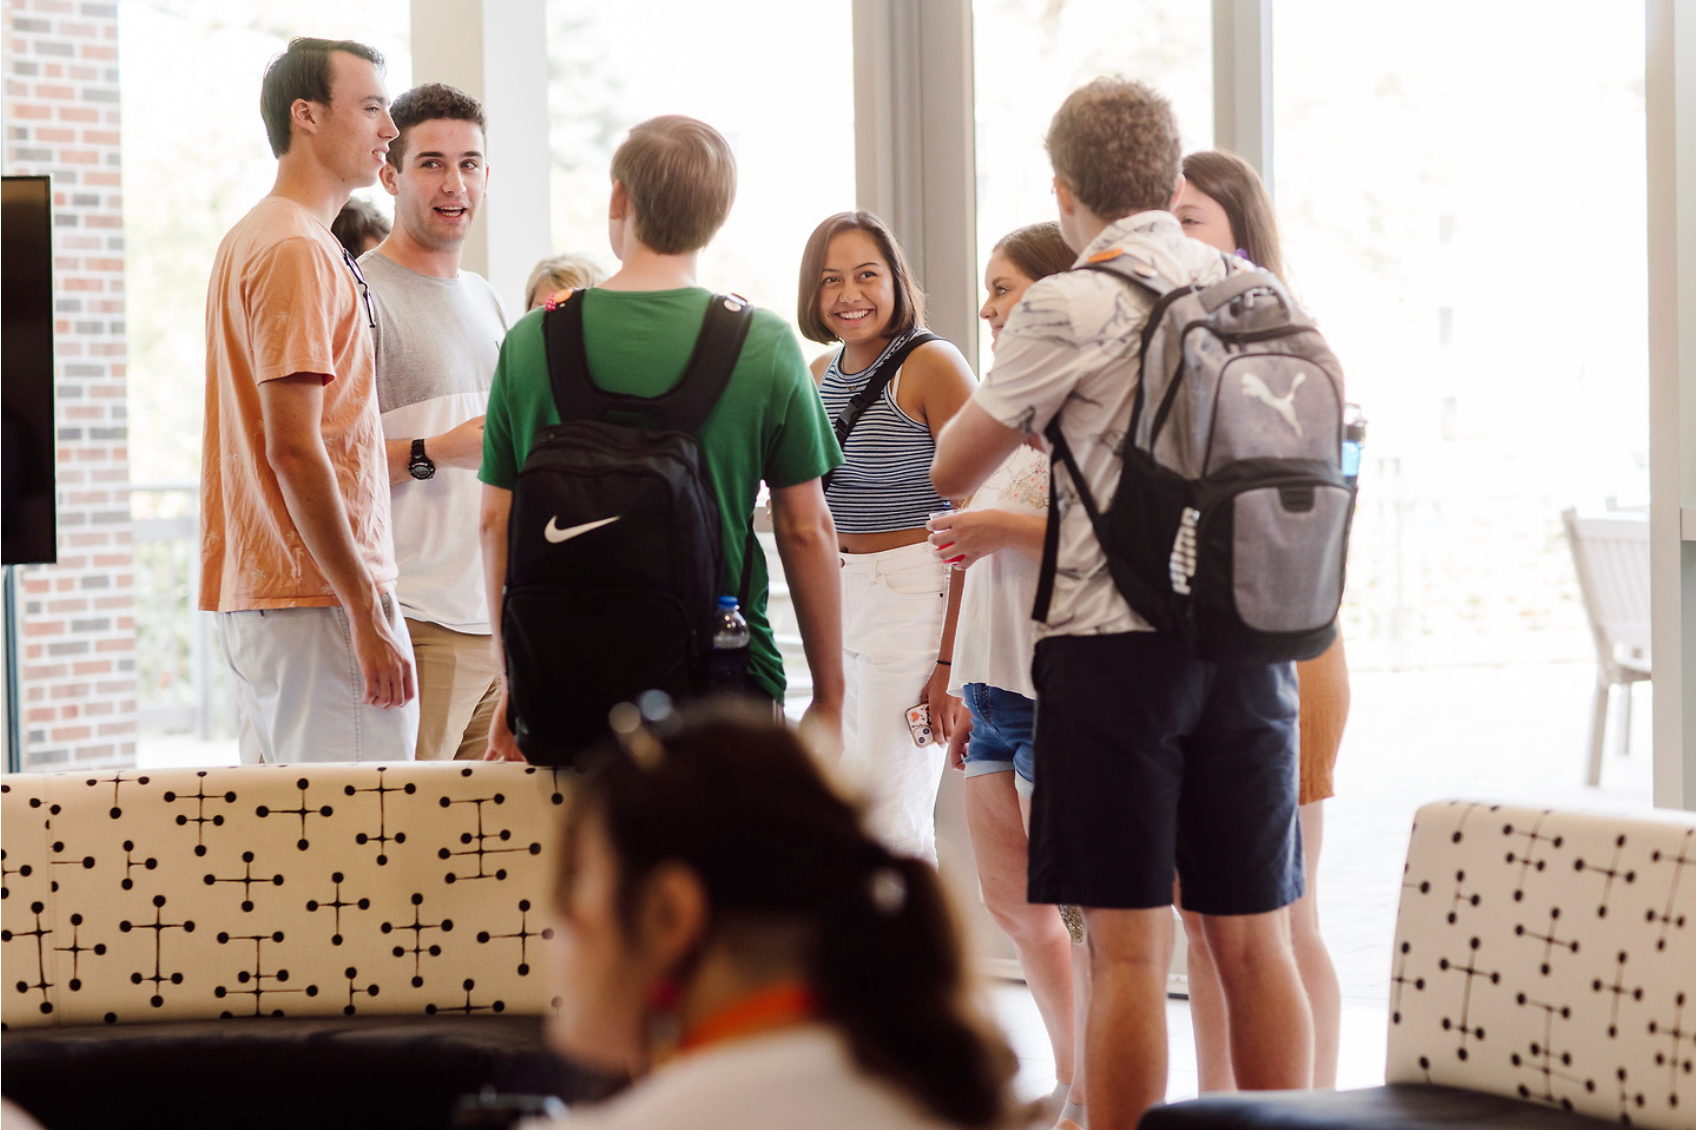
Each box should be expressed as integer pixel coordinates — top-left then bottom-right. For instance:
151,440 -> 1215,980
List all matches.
718,595 -> 739,609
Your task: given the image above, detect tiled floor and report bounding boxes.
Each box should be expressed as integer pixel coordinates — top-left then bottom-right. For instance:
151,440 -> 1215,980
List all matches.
973,658 -> 1658,1106
987,985 -> 1392,1105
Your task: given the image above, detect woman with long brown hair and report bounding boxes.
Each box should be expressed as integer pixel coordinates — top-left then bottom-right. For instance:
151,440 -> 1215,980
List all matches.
1173,147 -> 1350,1092
533,700 -> 1021,1129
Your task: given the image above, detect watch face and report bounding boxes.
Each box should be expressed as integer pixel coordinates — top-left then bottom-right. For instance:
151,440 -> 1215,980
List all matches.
409,459 -> 435,481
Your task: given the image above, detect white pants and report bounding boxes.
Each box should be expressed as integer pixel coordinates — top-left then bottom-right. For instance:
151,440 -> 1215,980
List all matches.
219,594 -> 419,764
839,541 -> 948,862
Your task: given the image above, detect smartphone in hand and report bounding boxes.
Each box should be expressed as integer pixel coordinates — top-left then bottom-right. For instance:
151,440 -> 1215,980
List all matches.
906,702 -> 934,747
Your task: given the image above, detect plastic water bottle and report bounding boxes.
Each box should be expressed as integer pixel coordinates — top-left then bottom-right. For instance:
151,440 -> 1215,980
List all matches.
1342,403 -> 1366,486
708,595 -> 750,693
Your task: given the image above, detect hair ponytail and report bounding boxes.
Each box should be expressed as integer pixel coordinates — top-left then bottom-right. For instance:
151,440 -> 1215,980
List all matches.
569,703 -> 1017,1128
813,853 -> 1015,1127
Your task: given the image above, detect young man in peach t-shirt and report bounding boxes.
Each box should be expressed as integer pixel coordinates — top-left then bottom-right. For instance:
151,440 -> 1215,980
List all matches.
200,37 -> 416,763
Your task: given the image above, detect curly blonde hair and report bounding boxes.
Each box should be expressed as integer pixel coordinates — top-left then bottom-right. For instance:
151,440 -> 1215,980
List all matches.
1045,77 -> 1182,222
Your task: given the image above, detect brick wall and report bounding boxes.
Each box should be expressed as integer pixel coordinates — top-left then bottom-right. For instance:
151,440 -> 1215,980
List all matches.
3,0 -> 136,771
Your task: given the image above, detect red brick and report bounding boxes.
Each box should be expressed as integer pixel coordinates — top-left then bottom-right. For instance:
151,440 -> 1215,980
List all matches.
13,104 -> 50,119
55,106 -> 96,122
72,660 -> 112,676
35,82 -> 74,100
51,725 -> 92,742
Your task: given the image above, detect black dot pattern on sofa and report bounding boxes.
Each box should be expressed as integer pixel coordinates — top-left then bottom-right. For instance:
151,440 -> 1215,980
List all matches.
1,763 -> 572,1028
1385,801 -> 1696,1129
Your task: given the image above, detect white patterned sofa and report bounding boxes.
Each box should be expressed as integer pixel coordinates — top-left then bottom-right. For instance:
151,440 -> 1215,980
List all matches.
1143,800 -> 1696,1130
0,762 -> 619,1130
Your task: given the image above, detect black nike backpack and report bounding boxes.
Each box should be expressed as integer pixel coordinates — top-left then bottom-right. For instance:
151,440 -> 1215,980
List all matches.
501,290 -> 754,764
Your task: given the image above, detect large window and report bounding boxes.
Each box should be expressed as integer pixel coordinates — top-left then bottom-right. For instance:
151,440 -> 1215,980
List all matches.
1273,1 -> 1647,670
973,0 -> 1212,363
546,0 -> 854,336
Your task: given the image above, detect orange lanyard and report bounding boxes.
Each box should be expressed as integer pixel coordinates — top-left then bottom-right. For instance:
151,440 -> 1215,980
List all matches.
677,982 -> 818,1054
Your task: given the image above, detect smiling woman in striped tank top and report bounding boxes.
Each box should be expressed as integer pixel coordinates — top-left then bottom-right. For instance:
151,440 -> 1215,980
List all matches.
796,211 -> 977,864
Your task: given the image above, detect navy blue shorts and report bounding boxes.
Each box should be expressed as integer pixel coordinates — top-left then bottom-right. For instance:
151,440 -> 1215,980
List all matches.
1027,631 -> 1303,915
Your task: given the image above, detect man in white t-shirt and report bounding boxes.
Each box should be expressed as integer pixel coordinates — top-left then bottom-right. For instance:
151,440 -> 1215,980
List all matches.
362,83 -> 508,760
932,78 -> 1312,1126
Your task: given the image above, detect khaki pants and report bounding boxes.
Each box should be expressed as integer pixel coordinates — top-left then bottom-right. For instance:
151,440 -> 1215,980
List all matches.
407,618 -> 501,761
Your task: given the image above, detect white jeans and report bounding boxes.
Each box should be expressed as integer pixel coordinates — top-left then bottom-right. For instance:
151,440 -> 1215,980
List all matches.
839,541 -> 948,862
219,594 -> 419,764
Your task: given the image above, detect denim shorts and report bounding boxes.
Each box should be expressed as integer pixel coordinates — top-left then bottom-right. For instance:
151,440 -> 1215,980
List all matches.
960,683 -> 1037,797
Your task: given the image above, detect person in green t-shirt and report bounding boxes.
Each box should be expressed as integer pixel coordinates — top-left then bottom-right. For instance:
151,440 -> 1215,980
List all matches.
478,114 -> 844,761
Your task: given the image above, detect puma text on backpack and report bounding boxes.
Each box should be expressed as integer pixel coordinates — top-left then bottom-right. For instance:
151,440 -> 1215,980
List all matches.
1034,252 -> 1353,663
502,290 -> 754,764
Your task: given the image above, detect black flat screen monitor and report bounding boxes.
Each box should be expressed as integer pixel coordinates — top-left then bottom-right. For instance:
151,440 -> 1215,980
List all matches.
3,174 -> 58,566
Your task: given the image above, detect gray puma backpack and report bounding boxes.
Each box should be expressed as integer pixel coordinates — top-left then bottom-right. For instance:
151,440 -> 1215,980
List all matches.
1033,251 -> 1354,663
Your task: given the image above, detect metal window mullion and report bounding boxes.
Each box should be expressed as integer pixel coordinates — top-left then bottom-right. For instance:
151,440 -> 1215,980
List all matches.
1211,0 -> 1273,191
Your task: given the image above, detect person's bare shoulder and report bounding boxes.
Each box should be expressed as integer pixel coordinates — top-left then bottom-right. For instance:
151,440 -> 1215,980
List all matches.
808,351 -> 834,385
902,336 -> 976,391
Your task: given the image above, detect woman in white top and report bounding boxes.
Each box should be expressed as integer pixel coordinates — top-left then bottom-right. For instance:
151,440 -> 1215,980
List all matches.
527,700 -> 1021,1130
927,223 -> 1086,1130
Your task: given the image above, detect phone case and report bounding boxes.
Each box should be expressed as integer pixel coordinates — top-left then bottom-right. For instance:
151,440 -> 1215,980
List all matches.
906,702 -> 934,747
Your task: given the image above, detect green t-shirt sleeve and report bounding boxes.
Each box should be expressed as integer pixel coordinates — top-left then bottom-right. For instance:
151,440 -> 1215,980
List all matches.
479,326 -> 521,490
758,315 -> 842,489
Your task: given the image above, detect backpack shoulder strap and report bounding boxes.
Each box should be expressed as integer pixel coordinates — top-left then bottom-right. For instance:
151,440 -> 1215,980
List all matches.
1079,247 -> 1174,297
542,288 -> 600,423
542,291 -> 755,434
830,330 -> 941,448
656,294 -> 757,435
1030,416 -> 1110,624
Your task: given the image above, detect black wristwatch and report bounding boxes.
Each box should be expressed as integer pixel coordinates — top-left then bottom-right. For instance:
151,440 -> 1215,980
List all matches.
408,437 -> 436,481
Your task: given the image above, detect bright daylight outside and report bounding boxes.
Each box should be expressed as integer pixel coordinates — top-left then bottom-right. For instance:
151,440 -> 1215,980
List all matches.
110,0 -> 1653,1099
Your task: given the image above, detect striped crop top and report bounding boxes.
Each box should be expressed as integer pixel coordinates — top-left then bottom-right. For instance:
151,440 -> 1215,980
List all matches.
817,331 -> 951,534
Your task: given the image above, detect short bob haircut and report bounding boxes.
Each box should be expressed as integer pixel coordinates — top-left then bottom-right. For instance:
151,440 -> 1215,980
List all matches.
796,211 -> 924,346
990,221 -> 1075,284
387,82 -> 486,168
1045,77 -> 1182,223
1180,149 -> 1284,281
260,37 -> 384,159
610,115 -> 736,256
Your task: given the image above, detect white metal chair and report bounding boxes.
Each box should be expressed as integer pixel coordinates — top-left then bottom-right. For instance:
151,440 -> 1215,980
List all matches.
1561,507 -> 1651,786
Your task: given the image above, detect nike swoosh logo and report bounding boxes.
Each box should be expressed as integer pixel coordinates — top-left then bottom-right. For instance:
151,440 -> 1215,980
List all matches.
544,515 -> 620,544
